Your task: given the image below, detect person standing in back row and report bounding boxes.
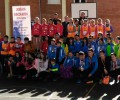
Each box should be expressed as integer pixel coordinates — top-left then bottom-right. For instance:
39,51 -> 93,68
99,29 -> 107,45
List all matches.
32,17 -> 41,50
53,13 -> 59,25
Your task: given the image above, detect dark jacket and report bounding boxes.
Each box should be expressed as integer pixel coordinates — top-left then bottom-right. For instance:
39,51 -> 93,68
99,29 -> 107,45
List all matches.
62,21 -> 69,37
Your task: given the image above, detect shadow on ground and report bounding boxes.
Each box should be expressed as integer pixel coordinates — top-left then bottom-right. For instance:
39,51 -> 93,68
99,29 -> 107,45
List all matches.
0,78 -> 120,100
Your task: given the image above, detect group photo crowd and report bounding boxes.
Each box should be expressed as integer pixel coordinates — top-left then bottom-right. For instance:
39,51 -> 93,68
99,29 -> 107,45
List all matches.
0,12 -> 120,85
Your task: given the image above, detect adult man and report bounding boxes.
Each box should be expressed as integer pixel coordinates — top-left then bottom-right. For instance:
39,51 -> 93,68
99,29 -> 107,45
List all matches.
62,16 -> 69,38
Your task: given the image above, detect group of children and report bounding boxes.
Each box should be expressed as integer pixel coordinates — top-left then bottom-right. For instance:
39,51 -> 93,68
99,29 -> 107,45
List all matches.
0,14 -> 120,84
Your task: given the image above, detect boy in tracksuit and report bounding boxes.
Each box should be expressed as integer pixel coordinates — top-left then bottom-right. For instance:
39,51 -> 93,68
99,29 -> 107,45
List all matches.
74,34 -> 82,53
73,51 -> 86,83
0,35 -> 10,76
47,38 -> 57,60
48,59 -> 60,81
105,37 -> 114,57
85,48 -> 98,83
56,41 -> 65,65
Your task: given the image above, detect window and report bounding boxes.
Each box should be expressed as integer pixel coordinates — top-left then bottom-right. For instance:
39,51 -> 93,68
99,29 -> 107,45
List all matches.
74,0 -> 86,3
48,0 -> 61,4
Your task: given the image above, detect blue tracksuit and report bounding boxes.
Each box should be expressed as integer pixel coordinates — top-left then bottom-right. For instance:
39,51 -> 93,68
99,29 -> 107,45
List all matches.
81,44 -> 88,54
48,45 -> 57,59
74,57 -> 80,68
63,56 -> 75,68
74,58 -> 86,69
50,63 -> 60,72
85,55 -> 98,75
88,41 -> 97,54
97,43 -> 106,56
68,44 -> 75,55
57,46 -> 65,62
74,41 -> 82,53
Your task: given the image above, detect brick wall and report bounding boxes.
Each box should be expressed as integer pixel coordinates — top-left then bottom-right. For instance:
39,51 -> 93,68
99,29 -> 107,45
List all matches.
97,0 -> 120,37
41,0 -> 62,22
1,0 -> 120,37
0,1 -> 5,36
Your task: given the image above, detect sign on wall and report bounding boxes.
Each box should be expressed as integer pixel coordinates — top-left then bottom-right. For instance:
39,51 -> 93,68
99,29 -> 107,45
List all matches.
12,6 -> 31,42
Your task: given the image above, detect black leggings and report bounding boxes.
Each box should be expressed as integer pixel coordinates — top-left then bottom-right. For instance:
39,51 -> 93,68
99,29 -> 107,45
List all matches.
109,69 -> 120,81
27,68 -> 37,78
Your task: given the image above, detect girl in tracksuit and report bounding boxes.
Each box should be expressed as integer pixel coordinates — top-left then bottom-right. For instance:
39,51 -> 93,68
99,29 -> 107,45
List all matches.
48,59 -> 60,81
61,52 -> 75,79
21,52 -> 37,79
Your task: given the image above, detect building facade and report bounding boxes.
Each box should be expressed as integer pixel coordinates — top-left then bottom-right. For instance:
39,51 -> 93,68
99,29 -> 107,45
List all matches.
0,0 -> 119,37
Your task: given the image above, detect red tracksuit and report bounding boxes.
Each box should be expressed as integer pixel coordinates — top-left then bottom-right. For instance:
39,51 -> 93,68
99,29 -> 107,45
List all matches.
32,23 -> 41,36
40,41 -> 48,55
41,24 -> 49,36
15,42 -> 24,55
56,24 -> 63,36
48,24 -> 57,37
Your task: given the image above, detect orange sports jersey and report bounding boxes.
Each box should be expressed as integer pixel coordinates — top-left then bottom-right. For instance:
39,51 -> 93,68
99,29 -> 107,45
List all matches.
105,26 -> 111,32
9,43 -> 15,56
89,25 -> 97,38
48,24 -> 57,37
97,24 -> 105,37
1,42 -> 10,55
80,24 -> 90,39
41,24 -> 49,36
67,25 -> 75,38
56,24 -> 63,36
32,23 -> 41,36
24,43 -> 34,53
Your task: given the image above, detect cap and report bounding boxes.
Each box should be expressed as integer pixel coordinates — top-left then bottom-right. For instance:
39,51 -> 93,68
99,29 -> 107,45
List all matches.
106,32 -> 111,35
79,51 -> 85,55
51,38 -> 56,42
88,48 -> 94,52
117,36 -> 120,40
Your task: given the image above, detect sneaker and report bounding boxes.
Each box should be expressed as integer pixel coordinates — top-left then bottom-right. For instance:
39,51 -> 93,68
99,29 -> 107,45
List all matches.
109,79 -> 115,85
117,75 -> 120,84
86,80 -> 93,84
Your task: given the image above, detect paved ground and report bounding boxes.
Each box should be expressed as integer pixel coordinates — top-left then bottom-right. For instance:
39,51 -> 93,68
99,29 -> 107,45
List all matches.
0,78 -> 120,100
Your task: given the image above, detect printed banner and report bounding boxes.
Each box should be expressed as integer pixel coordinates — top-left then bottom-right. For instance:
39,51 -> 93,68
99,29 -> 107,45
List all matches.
12,6 -> 31,42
